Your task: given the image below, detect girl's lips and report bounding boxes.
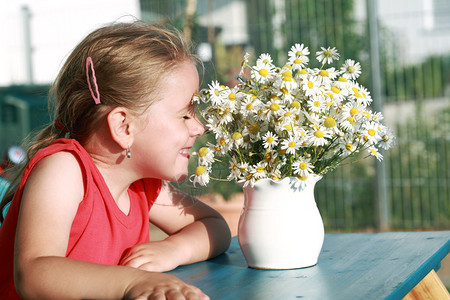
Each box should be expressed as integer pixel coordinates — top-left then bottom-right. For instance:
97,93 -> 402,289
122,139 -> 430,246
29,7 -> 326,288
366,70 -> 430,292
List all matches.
180,149 -> 191,159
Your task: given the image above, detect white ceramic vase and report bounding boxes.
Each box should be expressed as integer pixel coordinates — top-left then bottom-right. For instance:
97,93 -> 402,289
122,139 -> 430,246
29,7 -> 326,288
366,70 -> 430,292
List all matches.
237,175 -> 324,269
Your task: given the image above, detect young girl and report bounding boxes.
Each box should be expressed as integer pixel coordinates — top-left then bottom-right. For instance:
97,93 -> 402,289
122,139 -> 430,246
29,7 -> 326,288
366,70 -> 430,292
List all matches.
0,21 -> 231,299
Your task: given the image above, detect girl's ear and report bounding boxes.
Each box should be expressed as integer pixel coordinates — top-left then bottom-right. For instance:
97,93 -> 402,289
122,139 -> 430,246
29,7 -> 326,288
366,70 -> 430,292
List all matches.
106,107 -> 135,150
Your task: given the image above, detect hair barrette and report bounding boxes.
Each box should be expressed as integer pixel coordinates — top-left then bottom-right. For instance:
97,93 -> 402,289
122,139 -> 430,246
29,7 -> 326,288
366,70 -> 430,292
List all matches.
86,56 -> 101,105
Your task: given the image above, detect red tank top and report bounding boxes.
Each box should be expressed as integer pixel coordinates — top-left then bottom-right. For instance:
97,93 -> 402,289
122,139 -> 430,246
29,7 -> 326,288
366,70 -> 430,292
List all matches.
0,139 -> 161,299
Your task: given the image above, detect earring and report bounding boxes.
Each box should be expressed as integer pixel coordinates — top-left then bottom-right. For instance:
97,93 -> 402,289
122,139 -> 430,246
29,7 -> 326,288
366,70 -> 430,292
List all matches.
126,145 -> 131,158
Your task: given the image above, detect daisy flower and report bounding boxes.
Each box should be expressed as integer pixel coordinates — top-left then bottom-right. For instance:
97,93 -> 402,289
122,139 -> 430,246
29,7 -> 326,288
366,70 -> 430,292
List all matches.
208,81 -> 225,105
191,165 -> 210,186
340,59 -> 362,80
227,156 -> 241,181
339,136 -> 358,157
240,52 -> 250,75
292,174 -> 314,190
240,95 -> 260,117
265,98 -> 285,118
292,157 -> 315,177
256,53 -> 273,66
288,43 -> 310,58
350,83 -> 372,106
368,146 -> 383,161
361,121 -> 381,144
314,67 -> 338,85
231,131 -> 244,148
252,63 -> 275,84
378,127 -> 396,150
250,161 -> 268,179
195,146 -> 215,165
334,76 -> 351,89
323,115 -> 341,135
307,95 -> 326,113
302,76 -> 323,97
316,47 -> 340,65
280,136 -> 301,155
263,131 -> 279,149
289,55 -> 309,71
307,126 -> 332,146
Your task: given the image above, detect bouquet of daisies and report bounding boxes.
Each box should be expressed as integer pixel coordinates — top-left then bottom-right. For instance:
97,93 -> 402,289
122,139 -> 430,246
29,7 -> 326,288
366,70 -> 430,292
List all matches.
191,44 -> 395,187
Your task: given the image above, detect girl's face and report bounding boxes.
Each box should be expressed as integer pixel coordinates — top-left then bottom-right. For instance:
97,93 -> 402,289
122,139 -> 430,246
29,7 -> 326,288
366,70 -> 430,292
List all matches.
132,60 -> 204,182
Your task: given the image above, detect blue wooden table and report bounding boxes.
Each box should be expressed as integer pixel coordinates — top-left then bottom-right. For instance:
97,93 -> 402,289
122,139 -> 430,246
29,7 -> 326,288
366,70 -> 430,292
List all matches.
169,231 -> 450,299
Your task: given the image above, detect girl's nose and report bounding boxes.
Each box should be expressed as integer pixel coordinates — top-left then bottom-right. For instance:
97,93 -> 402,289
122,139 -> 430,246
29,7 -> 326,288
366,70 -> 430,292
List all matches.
191,117 -> 205,137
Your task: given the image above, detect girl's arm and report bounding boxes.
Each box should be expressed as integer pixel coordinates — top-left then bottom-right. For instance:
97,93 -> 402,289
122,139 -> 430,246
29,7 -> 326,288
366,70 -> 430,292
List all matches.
15,152 -> 207,299
120,182 -> 231,272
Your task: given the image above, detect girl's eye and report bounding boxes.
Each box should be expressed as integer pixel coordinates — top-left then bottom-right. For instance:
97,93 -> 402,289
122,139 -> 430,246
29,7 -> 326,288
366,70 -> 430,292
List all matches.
183,116 -> 191,120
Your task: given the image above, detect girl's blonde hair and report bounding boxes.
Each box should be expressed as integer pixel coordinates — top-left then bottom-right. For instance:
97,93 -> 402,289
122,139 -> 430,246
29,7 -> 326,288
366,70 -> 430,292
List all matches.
0,21 -> 198,221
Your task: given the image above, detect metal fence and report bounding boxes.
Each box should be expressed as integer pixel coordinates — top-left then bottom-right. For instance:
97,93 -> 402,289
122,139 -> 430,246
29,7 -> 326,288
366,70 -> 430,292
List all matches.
140,0 -> 450,231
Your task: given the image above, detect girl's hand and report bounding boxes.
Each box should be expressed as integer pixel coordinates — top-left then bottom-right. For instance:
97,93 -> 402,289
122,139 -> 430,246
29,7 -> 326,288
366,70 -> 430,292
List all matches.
120,241 -> 182,272
124,271 -> 209,300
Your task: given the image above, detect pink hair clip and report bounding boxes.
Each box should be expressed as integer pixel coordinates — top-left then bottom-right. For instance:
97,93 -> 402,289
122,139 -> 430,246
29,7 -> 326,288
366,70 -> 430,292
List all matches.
86,56 -> 101,104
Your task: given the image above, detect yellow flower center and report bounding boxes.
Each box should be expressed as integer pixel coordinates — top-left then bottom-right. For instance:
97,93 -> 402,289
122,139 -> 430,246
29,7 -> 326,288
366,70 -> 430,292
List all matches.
371,149 -> 378,156
363,112 -> 370,118
290,101 -> 301,109
283,76 -> 292,82
350,108 -> 359,116
288,141 -> 296,148
307,81 -> 314,89
228,93 -> 236,101
294,58 -> 302,64
324,117 -> 336,128
259,69 -> 269,77
314,101 -> 321,107
214,89 -> 220,96
331,86 -> 340,94
283,70 -> 293,77
299,162 -> 308,170
299,175 -> 308,181
198,147 -> 209,157
347,66 -> 355,73
314,130 -> 324,138
246,173 -> 253,180
296,51 -> 303,56
345,143 -> 353,151
232,132 -> 242,140
284,124 -> 293,130
319,70 -> 329,77
324,50 -> 333,57
284,111 -> 291,117
219,137 -> 226,146
266,136 -> 274,143
338,77 -> 347,82
270,95 -> 281,100
299,69 -> 307,75
195,166 -> 206,176
270,103 -> 280,111
249,124 -> 260,135
256,167 -> 264,173
368,129 -> 376,136
347,117 -> 355,125
281,87 -> 289,94
246,103 -> 253,110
